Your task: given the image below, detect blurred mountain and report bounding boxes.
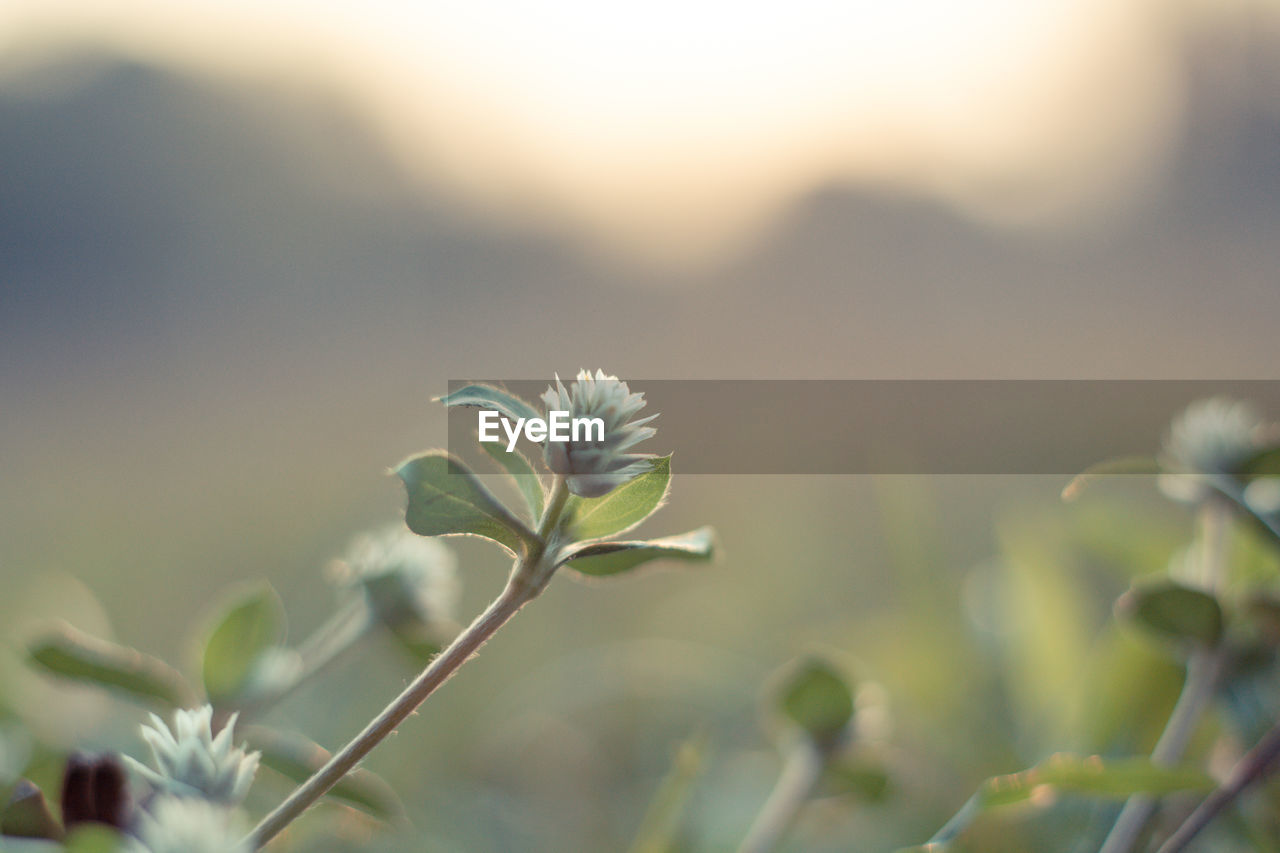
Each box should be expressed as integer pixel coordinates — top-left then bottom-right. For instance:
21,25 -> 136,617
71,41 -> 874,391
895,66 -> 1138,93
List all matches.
3,32 -> 1280,391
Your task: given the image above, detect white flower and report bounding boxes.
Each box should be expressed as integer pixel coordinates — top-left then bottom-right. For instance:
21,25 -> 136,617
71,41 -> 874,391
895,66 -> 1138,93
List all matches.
333,525 -> 459,633
541,370 -> 657,498
1159,398 -> 1276,503
125,796 -> 248,853
124,706 -> 259,805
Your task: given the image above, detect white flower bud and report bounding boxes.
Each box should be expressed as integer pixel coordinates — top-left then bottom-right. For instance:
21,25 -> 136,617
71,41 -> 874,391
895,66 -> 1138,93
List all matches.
125,796 -> 248,853
1159,398 -> 1276,503
124,706 -> 259,805
333,525 -> 459,634
541,370 -> 657,498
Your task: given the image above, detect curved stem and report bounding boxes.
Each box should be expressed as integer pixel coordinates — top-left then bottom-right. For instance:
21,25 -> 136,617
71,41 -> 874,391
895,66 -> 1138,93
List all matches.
247,477 -> 571,849
1156,716 -> 1280,853
1097,499 -> 1231,853
737,739 -> 825,853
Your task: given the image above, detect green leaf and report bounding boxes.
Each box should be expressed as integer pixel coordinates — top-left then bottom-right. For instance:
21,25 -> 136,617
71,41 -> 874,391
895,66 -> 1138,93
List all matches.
1116,580 -> 1224,647
776,657 -> 854,745
560,527 -> 716,578
563,456 -> 671,541
2,780 -> 61,840
481,440 -> 546,522
246,726 -> 400,820
438,384 -> 541,425
1240,445 -> 1280,478
900,754 -> 1214,850
62,825 -> 123,853
821,758 -> 891,802
1061,456 -> 1160,502
27,623 -> 190,709
202,583 -> 285,705
396,451 -> 537,556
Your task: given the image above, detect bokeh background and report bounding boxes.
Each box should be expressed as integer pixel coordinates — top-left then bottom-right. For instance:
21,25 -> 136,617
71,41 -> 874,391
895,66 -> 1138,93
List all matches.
3,1 -> 1280,850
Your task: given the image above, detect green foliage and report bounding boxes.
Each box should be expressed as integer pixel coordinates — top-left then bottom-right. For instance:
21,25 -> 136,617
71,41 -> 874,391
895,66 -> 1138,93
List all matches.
902,755 -> 1215,851
202,582 -> 285,705
560,527 -> 715,578
1,779 -> 61,840
27,624 -> 191,709
61,825 -> 123,853
438,384 -> 542,426
481,440 -> 546,522
562,455 -> 671,541
246,726 -> 400,820
1116,580 -> 1225,648
396,451 -> 537,555
775,657 -> 855,746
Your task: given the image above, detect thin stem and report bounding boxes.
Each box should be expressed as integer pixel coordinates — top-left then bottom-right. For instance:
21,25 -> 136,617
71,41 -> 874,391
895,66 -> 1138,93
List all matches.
1156,716 -> 1280,853
1097,499 -> 1231,853
247,476 -> 572,849
737,739 -> 825,853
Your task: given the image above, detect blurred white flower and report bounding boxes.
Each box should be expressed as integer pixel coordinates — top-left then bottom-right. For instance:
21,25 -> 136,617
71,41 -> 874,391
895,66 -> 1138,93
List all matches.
1159,398 -> 1276,503
541,370 -> 657,498
333,525 -> 459,633
125,796 -> 248,853
124,706 -> 259,805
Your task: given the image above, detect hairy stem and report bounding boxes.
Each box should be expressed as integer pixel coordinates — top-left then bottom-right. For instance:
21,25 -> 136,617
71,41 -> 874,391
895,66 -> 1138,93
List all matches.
1097,498 -> 1231,853
1155,716 -> 1280,853
247,477 -> 570,849
737,739 -> 825,853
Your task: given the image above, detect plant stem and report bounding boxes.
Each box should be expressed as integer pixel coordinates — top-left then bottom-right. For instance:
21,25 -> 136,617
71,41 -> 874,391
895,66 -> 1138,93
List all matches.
246,477 -> 571,849
1097,499 -> 1231,853
1155,716 -> 1280,853
737,739 -> 825,853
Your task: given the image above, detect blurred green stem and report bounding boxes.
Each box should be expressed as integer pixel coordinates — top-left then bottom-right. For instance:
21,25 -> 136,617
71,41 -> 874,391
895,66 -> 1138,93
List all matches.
1156,715 -> 1280,853
737,739 -> 825,853
1097,498 -> 1231,853
246,477 -> 571,849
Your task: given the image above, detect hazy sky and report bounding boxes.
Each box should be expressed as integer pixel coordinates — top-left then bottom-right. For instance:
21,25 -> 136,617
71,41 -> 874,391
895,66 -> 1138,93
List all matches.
2,0 -> 1271,265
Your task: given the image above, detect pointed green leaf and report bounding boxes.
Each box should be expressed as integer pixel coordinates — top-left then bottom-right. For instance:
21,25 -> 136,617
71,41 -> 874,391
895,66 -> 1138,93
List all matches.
438,384 -> 541,425
27,623 -> 190,709
1116,580 -> 1224,647
775,657 -> 854,745
2,780 -> 62,840
1062,456 -> 1160,501
563,456 -> 671,541
561,527 -> 715,578
246,726 -> 401,820
901,754 -> 1214,850
481,440 -> 546,522
396,451 -> 537,555
202,583 -> 285,705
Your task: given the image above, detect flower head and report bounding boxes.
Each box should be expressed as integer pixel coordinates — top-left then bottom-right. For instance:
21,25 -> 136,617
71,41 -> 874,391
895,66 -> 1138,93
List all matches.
541,370 -> 657,498
333,525 -> 459,635
1159,398 -> 1276,503
124,706 -> 259,805
125,796 -> 248,853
